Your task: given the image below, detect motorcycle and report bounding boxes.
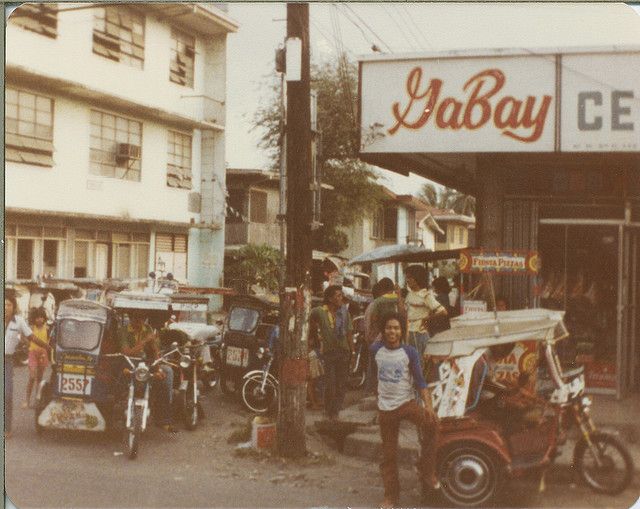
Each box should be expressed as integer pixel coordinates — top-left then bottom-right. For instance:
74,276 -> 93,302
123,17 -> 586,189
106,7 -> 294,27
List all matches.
168,337 -> 207,430
106,345 -> 179,459
347,316 -> 367,390
241,347 -> 278,414
423,309 -> 635,507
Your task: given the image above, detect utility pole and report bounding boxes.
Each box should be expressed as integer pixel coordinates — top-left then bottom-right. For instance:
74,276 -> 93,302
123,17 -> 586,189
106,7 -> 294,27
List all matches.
277,2 -> 312,458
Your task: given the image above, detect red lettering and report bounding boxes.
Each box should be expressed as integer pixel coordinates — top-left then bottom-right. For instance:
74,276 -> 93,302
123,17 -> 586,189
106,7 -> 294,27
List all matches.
389,67 -> 442,134
387,67 -> 551,143
463,69 -> 505,129
435,98 -> 463,129
502,95 -> 552,142
494,96 -> 522,129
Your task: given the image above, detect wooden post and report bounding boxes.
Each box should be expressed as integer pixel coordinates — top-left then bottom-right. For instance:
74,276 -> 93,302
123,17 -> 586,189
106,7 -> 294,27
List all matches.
277,2 -> 311,458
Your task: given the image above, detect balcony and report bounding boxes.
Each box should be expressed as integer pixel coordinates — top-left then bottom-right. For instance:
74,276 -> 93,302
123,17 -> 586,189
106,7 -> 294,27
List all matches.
225,222 -> 281,249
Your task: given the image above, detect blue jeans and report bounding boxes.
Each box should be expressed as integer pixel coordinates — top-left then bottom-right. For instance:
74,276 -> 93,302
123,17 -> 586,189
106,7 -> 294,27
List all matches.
5,357 -> 13,433
152,365 -> 174,426
323,350 -> 350,419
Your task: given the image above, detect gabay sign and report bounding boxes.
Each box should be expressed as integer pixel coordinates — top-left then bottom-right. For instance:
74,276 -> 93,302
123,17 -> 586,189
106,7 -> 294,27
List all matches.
360,52 -> 640,153
459,250 -> 540,275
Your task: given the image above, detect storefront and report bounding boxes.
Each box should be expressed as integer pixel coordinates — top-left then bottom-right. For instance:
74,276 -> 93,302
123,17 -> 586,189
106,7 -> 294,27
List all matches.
358,46 -> 640,397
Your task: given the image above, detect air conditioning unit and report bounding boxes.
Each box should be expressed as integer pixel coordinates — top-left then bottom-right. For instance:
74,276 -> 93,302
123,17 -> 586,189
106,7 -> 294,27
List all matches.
116,143 -> 141,162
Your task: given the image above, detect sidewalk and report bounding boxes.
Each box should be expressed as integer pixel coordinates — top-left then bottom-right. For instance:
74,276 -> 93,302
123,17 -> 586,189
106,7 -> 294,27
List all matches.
314,392 -> 640,475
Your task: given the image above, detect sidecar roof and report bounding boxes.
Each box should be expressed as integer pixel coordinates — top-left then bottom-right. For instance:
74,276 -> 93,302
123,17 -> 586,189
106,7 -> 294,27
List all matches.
424,309 -> 566,357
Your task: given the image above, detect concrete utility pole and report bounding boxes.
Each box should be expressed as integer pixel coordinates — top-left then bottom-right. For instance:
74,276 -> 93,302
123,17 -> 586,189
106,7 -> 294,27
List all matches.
277,2 -> 312,458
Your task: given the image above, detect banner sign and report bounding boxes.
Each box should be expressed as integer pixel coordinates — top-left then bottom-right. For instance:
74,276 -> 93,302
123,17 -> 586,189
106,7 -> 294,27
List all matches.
459,250 -> 540,275
360,52 -> 640,154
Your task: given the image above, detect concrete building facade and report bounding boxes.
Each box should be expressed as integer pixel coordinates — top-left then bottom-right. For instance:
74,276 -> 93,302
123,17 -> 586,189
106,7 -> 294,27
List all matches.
5,3 -> 237,308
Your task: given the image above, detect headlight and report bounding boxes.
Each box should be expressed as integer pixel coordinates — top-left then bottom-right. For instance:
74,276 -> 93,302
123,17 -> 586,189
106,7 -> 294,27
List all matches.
179,355 -> 192,369
134,364 -> 150,382
256,347 -> 265,360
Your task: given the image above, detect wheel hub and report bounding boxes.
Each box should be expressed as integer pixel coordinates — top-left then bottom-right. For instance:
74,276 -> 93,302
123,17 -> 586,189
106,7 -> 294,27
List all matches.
452,458 -> 487,492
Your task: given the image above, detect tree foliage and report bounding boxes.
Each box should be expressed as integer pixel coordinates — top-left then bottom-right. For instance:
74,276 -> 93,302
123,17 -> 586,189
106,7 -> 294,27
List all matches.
420,183 -> 476,217
253,53 -> 384,253
224,244 -> 282,293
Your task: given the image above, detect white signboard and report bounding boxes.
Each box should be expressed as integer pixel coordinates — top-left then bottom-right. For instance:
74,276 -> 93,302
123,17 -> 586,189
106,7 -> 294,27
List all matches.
561,53 -> 640,152
360,51 -> 640,153
360,56 -> 557,153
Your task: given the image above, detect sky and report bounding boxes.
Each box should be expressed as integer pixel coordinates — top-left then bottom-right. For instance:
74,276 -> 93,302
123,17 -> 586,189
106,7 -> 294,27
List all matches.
224,3 -> 640,196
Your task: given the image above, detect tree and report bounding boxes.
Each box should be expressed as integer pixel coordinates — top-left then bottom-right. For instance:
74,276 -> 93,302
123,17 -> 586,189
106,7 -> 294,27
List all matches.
224,244 -> 282,293
253,53 -> 384,253
420,183 -> 476,217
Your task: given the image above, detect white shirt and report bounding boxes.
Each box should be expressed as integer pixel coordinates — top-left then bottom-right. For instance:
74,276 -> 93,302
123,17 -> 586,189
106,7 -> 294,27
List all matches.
405,288 -> 443,332
4,315 -> 33,355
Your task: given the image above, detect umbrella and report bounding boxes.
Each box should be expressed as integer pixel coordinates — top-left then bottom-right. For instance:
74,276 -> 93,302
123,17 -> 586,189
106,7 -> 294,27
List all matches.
347,245 -> 464,265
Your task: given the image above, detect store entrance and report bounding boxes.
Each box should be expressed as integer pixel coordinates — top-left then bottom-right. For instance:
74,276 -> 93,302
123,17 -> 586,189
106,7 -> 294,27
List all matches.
538,223 -> 620,395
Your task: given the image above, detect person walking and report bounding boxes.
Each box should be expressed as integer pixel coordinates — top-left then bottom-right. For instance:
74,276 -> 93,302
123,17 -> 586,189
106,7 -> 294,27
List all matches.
4,296 -> 50,438
23,307 -> 50,409
370,312 -> 440,508
404,265 -> 447,354
309,285 -> 353,420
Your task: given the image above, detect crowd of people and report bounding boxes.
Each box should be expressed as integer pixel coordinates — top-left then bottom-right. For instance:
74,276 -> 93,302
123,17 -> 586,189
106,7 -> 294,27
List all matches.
306,266 -> 459,508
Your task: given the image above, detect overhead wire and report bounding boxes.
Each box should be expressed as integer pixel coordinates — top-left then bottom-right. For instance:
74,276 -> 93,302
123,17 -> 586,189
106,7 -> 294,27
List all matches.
399,4 -> 433,50
381,4 -> 420,51
342,3 -> 394,52
334,3 -> 392,53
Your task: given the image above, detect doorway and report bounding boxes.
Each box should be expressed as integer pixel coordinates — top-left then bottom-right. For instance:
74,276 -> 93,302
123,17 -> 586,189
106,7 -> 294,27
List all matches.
538,223 -> 620,395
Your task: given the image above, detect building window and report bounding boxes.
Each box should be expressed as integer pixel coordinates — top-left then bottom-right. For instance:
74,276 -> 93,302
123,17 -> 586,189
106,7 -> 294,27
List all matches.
5,224 -> 66,279
458,227 -> 465,245
226,190 -> 246,224
9,3 -> 58,38
5,88 -> 54,167
90,110 -> 142,181
436,228 -> 447,244
155,233 -> 188,281
372,206 -> 398,240
73,230 -> 149,279
167,130 -> 192,189
407,209 -> 417,241
93,6 -> 144,69
250,190 -> 268,224
169,29 -> 195,87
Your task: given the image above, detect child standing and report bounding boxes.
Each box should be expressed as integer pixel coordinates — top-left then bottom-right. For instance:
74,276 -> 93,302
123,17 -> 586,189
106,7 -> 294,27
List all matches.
23,307 -> 50,409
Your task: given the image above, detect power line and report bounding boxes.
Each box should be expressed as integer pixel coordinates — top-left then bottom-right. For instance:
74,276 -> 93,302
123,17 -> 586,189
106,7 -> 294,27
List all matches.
342,3 -> 393,52
381,4 -> 419,51
399,5 -> 433,50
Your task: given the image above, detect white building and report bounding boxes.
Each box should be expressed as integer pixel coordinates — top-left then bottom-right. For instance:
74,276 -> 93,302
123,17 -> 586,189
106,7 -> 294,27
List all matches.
5,3 -> 238,308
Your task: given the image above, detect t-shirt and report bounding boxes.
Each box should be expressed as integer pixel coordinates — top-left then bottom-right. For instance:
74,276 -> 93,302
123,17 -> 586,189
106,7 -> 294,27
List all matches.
310,305 -> 352,353
370,294 -> 400,333
405,288 -> 444,333
29,324 -> 49,353
371,342 -> 427,411
4,315 -> 32,355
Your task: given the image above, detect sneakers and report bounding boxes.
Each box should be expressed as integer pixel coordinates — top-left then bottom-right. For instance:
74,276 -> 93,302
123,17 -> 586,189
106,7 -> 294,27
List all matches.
161,424 -> 179,433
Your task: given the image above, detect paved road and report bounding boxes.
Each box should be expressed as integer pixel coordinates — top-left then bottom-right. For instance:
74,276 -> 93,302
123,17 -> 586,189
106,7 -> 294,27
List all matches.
5,366 -> 640,508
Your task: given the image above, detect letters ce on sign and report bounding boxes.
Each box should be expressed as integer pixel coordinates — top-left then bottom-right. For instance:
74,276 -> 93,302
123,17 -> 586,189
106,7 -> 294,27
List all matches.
360,52 -> 639,153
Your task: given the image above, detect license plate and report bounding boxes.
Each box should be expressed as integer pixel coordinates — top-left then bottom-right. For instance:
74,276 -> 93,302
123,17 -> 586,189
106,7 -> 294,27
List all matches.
58,373 -> 93,396
226,346 -> 249,367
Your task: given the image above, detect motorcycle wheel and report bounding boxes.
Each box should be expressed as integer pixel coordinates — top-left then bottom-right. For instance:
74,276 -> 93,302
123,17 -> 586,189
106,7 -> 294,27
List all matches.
185,384 -> 198,431
241,376 -> 277,414
574,431 -> 634,495
126,406 -> 142,460
437,443 -> 502,508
